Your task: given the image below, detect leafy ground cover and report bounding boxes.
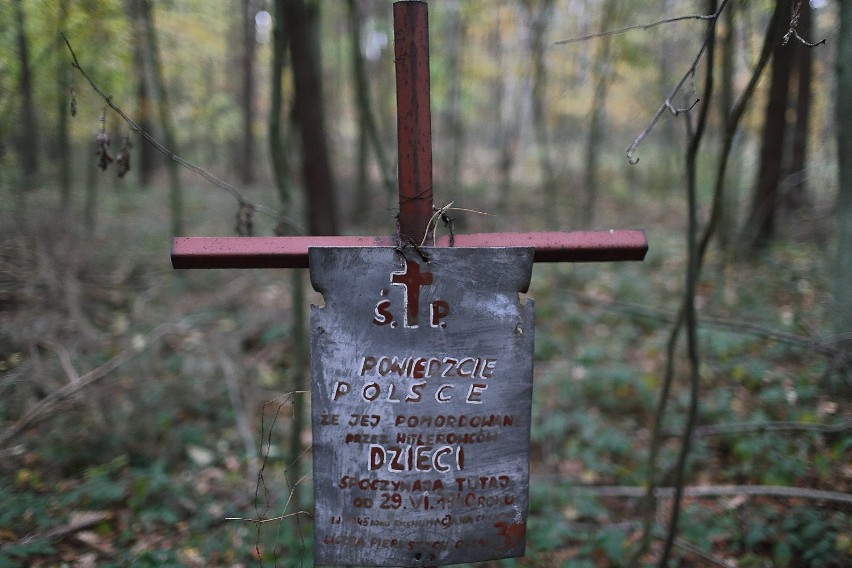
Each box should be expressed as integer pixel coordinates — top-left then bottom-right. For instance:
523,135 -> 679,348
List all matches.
1,181 -> 849,566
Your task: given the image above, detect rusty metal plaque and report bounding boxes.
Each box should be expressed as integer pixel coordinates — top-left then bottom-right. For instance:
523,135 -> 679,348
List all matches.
309,247 -> 535,567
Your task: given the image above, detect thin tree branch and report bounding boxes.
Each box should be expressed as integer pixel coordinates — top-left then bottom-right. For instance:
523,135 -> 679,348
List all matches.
61,33 -> 303,236
347,0 -> 395,198
231,469 -> 311,528
787,27 -> 827,48
659,4 -> 716,561
555,11 -> 718,46
252,390 -> 311,565
626,0 -> 731,164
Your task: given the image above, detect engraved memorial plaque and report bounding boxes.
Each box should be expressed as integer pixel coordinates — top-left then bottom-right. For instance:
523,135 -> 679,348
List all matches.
310,246 -> 535,567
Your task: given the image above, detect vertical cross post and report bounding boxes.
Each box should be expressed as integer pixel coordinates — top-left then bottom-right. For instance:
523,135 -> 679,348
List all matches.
394,1 -> 434,243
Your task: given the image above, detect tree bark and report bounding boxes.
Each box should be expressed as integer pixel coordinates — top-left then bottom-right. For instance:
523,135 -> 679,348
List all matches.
284,0 -> 338,236
268,1 -> 308,520
134,59 -> 156,186
442,4 -> 466,198
139,0 -> 183,236
837,0 -> 852,337
350,0 -> 370,214
743,0 -> 793,253
524,0 -> 557,229
239,0 -> 257,185
494,10 -> 520,216
127,0 -> 156,187
785,0 -> 813,211
716,1 -> 736,252
269,0 -> 291,207
57,0 -> 72,205
84,154 -> 99,233
13,0 -> 39,190
347,0 -> 393,220
579,0 -> 618,229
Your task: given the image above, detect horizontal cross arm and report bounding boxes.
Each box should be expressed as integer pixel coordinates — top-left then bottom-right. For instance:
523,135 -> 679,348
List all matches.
171,230 -> 647,269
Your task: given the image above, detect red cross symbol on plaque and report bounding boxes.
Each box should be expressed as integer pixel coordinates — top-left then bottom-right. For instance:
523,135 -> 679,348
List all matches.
392,260 -> 433,328
171,1 -> 647,271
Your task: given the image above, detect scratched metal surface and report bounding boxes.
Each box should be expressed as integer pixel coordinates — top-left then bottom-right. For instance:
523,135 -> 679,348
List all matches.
310,247 -> 535,567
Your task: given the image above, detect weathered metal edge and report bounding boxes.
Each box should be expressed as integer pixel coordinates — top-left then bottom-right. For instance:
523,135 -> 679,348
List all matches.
171,230 -> 648,269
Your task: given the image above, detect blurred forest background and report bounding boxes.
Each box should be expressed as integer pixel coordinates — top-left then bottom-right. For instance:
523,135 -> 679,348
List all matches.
1,0 -> 850,566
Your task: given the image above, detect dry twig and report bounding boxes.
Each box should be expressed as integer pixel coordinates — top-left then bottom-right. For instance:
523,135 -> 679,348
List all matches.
419,202 -> 491,248
2,511 -> 113,551
625,0 -> 731,164
783,0 -> 827,47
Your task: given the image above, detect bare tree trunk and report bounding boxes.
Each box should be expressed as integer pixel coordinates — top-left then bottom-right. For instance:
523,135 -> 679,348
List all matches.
716,1 -> 736,253
268,1 -> 309,523
138,0 -> 183,235
127,0 -> 156,187
269,0 -> 291,207
354,105 -> 369,219
442,4 -> 466,198
743,0 -> 793,253
134,63 -> 156,186
578,0 -> 618,229
494,11 -> 520,216
524,0 -> 557,228
350,0 -> 371,216
837,0 -> 852,337
240,0 -> 257,185
57,0 -> 72,205
13,0 -> 39,190
785,0 -> 813,211
284,0 -> 338,236
347,0 -> 393,221
84,155 -> 99,233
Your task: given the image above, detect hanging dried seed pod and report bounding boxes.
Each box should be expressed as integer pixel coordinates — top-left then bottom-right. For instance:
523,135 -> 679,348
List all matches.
116,135 -> 132,178
96,111 -> 113,171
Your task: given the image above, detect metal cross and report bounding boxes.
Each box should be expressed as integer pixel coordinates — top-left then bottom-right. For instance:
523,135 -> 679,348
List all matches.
392,260 -> 433,328
171,1 -> 647,269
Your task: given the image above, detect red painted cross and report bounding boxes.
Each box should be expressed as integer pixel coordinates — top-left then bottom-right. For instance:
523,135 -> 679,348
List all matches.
171,1 -> 647,270
392,260 -> 433,327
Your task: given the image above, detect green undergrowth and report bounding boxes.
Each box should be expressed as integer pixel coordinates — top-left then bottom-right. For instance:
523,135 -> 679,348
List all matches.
1,182 -> 849,567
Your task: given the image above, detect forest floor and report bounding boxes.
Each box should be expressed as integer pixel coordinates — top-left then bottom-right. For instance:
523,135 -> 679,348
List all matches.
0,179 -> 849,567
